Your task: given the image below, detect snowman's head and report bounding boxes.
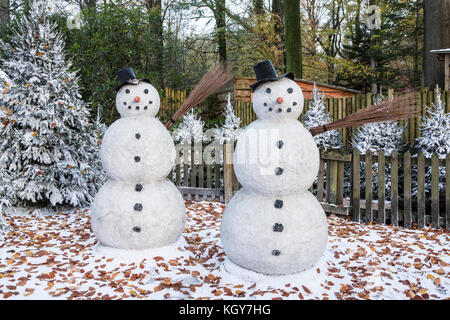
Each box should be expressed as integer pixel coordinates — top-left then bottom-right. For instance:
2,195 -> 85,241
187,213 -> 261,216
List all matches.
252,77 -> 304,120
115,82 -> 160,118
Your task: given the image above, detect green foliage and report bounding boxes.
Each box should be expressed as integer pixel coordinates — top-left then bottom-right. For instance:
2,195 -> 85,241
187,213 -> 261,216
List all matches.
57,5 -> 164,125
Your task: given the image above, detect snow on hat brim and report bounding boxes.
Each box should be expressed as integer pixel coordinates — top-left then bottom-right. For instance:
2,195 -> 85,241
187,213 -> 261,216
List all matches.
115,78 -> 152,91
249,72 -> 295,92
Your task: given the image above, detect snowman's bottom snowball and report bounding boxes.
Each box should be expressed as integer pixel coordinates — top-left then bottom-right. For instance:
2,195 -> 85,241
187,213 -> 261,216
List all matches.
222,254 -> 327,284
91,179 -> 185,250
220,189 -> 328,275
93,235 -> 187,262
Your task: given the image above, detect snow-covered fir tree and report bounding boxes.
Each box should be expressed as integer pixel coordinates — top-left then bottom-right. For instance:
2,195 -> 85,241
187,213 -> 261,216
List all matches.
0,1 -> 104,207
173,109 -> 204,144
302,83 -> 343,150
351,95 -> 405,156
351,94 -> 405,198
215,93 -> 243,144
0,69 -> 11,105
415,86 -> 450,158
414,86 -> 450,193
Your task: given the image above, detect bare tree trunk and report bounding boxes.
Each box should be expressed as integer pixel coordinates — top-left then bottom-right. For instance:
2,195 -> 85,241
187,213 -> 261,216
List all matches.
283,0 -> 302,77
214,0 -> 227,62
145,0 -> 164,88
272,0 -> 285,68
413,0 -> 421,88
369,0 -> 379,95
0,0 -> 9,28
80,0 -> 96,11
423,0 -> 450,88
253,0 -> 264,15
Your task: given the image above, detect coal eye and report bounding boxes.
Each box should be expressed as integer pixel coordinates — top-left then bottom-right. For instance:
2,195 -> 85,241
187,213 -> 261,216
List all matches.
144,89 -> 149,94
266,88 -> 271,94
287,88 -> 293,94
125,89 -> 130,94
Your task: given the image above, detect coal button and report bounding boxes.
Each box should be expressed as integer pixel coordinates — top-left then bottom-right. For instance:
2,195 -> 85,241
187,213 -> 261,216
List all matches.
276,140 -> 284,149
133,227 -> 141,233
135,133 -> 141,139
275,167 -> 284,175
274,200 -> 283,209
272,250 -> 281,256
134,203 -> 143,211
135,184 -> 143,192
134,156 -> 141,162
273,223 -> 284,232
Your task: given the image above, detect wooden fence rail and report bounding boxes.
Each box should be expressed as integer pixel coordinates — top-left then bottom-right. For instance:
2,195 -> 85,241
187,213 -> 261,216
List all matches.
168,141 -> 449,230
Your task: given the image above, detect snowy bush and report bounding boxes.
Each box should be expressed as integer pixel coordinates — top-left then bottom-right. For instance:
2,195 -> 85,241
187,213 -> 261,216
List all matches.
303,83 -> 343,150
215,93 -> 243,144
0,1 -> 105,207
302,84 -> 344,198
414,86 -> 450,194
351,94 -> 405,199
173,109 -> 205,144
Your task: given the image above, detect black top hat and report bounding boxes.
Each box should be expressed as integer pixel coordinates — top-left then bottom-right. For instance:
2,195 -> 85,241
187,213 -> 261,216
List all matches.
115,67 -> 151,91
250,60 -> 294,92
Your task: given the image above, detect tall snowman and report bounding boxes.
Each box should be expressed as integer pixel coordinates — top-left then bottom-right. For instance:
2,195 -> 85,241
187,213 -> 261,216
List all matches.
91,68 -> 185,250
221,60 -> 328,274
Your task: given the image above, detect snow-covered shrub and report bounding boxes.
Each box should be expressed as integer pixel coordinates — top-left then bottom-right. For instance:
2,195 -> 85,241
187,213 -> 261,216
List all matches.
351,94 -> 406,199
414,86 -> 449,194
173,109 -> 205,144
171,109 -> 206,185
0,1 -> 104,207
215,93 -> 243,144
303,83 -> 343,150
302,84 -> 345,198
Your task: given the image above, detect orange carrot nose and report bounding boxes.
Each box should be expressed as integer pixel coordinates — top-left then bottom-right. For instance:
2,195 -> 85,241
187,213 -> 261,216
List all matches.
135,96 -> 141,103
277,97 -> 283,104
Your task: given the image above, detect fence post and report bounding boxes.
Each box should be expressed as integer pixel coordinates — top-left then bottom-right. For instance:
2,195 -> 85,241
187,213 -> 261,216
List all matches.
365,150 -> 373,224
391,152 -> 399,227
378,151 -> 386,224
417,153 -> 425,228
404,151 -> 412,228
431,153 -> 440,228
326,159 -> 339,205
446,154 -> 450,230
224,142 -> 234,203
351,149 -> 360,222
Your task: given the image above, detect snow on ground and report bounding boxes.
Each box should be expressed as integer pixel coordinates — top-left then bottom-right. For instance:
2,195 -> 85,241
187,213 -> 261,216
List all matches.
0,201 -> 448,300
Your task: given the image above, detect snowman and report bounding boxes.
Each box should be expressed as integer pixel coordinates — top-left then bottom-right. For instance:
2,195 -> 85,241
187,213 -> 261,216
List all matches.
91,68 -> 185,250
220,60 -> 328,275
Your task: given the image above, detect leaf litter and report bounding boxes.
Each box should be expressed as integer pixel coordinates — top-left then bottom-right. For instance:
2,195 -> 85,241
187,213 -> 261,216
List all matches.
0,201 -> 448,300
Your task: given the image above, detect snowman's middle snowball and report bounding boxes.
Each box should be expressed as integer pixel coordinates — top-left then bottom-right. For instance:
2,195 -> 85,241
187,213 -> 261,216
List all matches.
233,119 -> 320,195
101,116 -> 176,182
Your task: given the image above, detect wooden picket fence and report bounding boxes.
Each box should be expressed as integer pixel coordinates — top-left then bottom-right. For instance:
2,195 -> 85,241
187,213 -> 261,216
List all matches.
160,87 -> 187,112
235,88 -> 450,147
324,150 -> 449,230
168,141 -> 449,230
168,141 -> 238,203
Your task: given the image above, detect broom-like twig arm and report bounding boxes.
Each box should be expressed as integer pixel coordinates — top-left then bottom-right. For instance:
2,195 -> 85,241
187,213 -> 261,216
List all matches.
309,93 -> 418,137
165,63 -> 233,129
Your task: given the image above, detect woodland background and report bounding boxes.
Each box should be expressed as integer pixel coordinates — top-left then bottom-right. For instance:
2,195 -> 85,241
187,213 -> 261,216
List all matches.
0,0 -> 449,127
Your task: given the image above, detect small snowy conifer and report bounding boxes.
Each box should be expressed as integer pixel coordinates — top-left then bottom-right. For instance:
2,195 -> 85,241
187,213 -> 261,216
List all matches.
351,94 -> 405,156
215,93 -> 243,144
414,86 -> 449,192
0,1 -> 104,207
415,86 -> 450,158
302,83 -> 343,150
351,94 -> 405,198
173,109 -> 205,144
